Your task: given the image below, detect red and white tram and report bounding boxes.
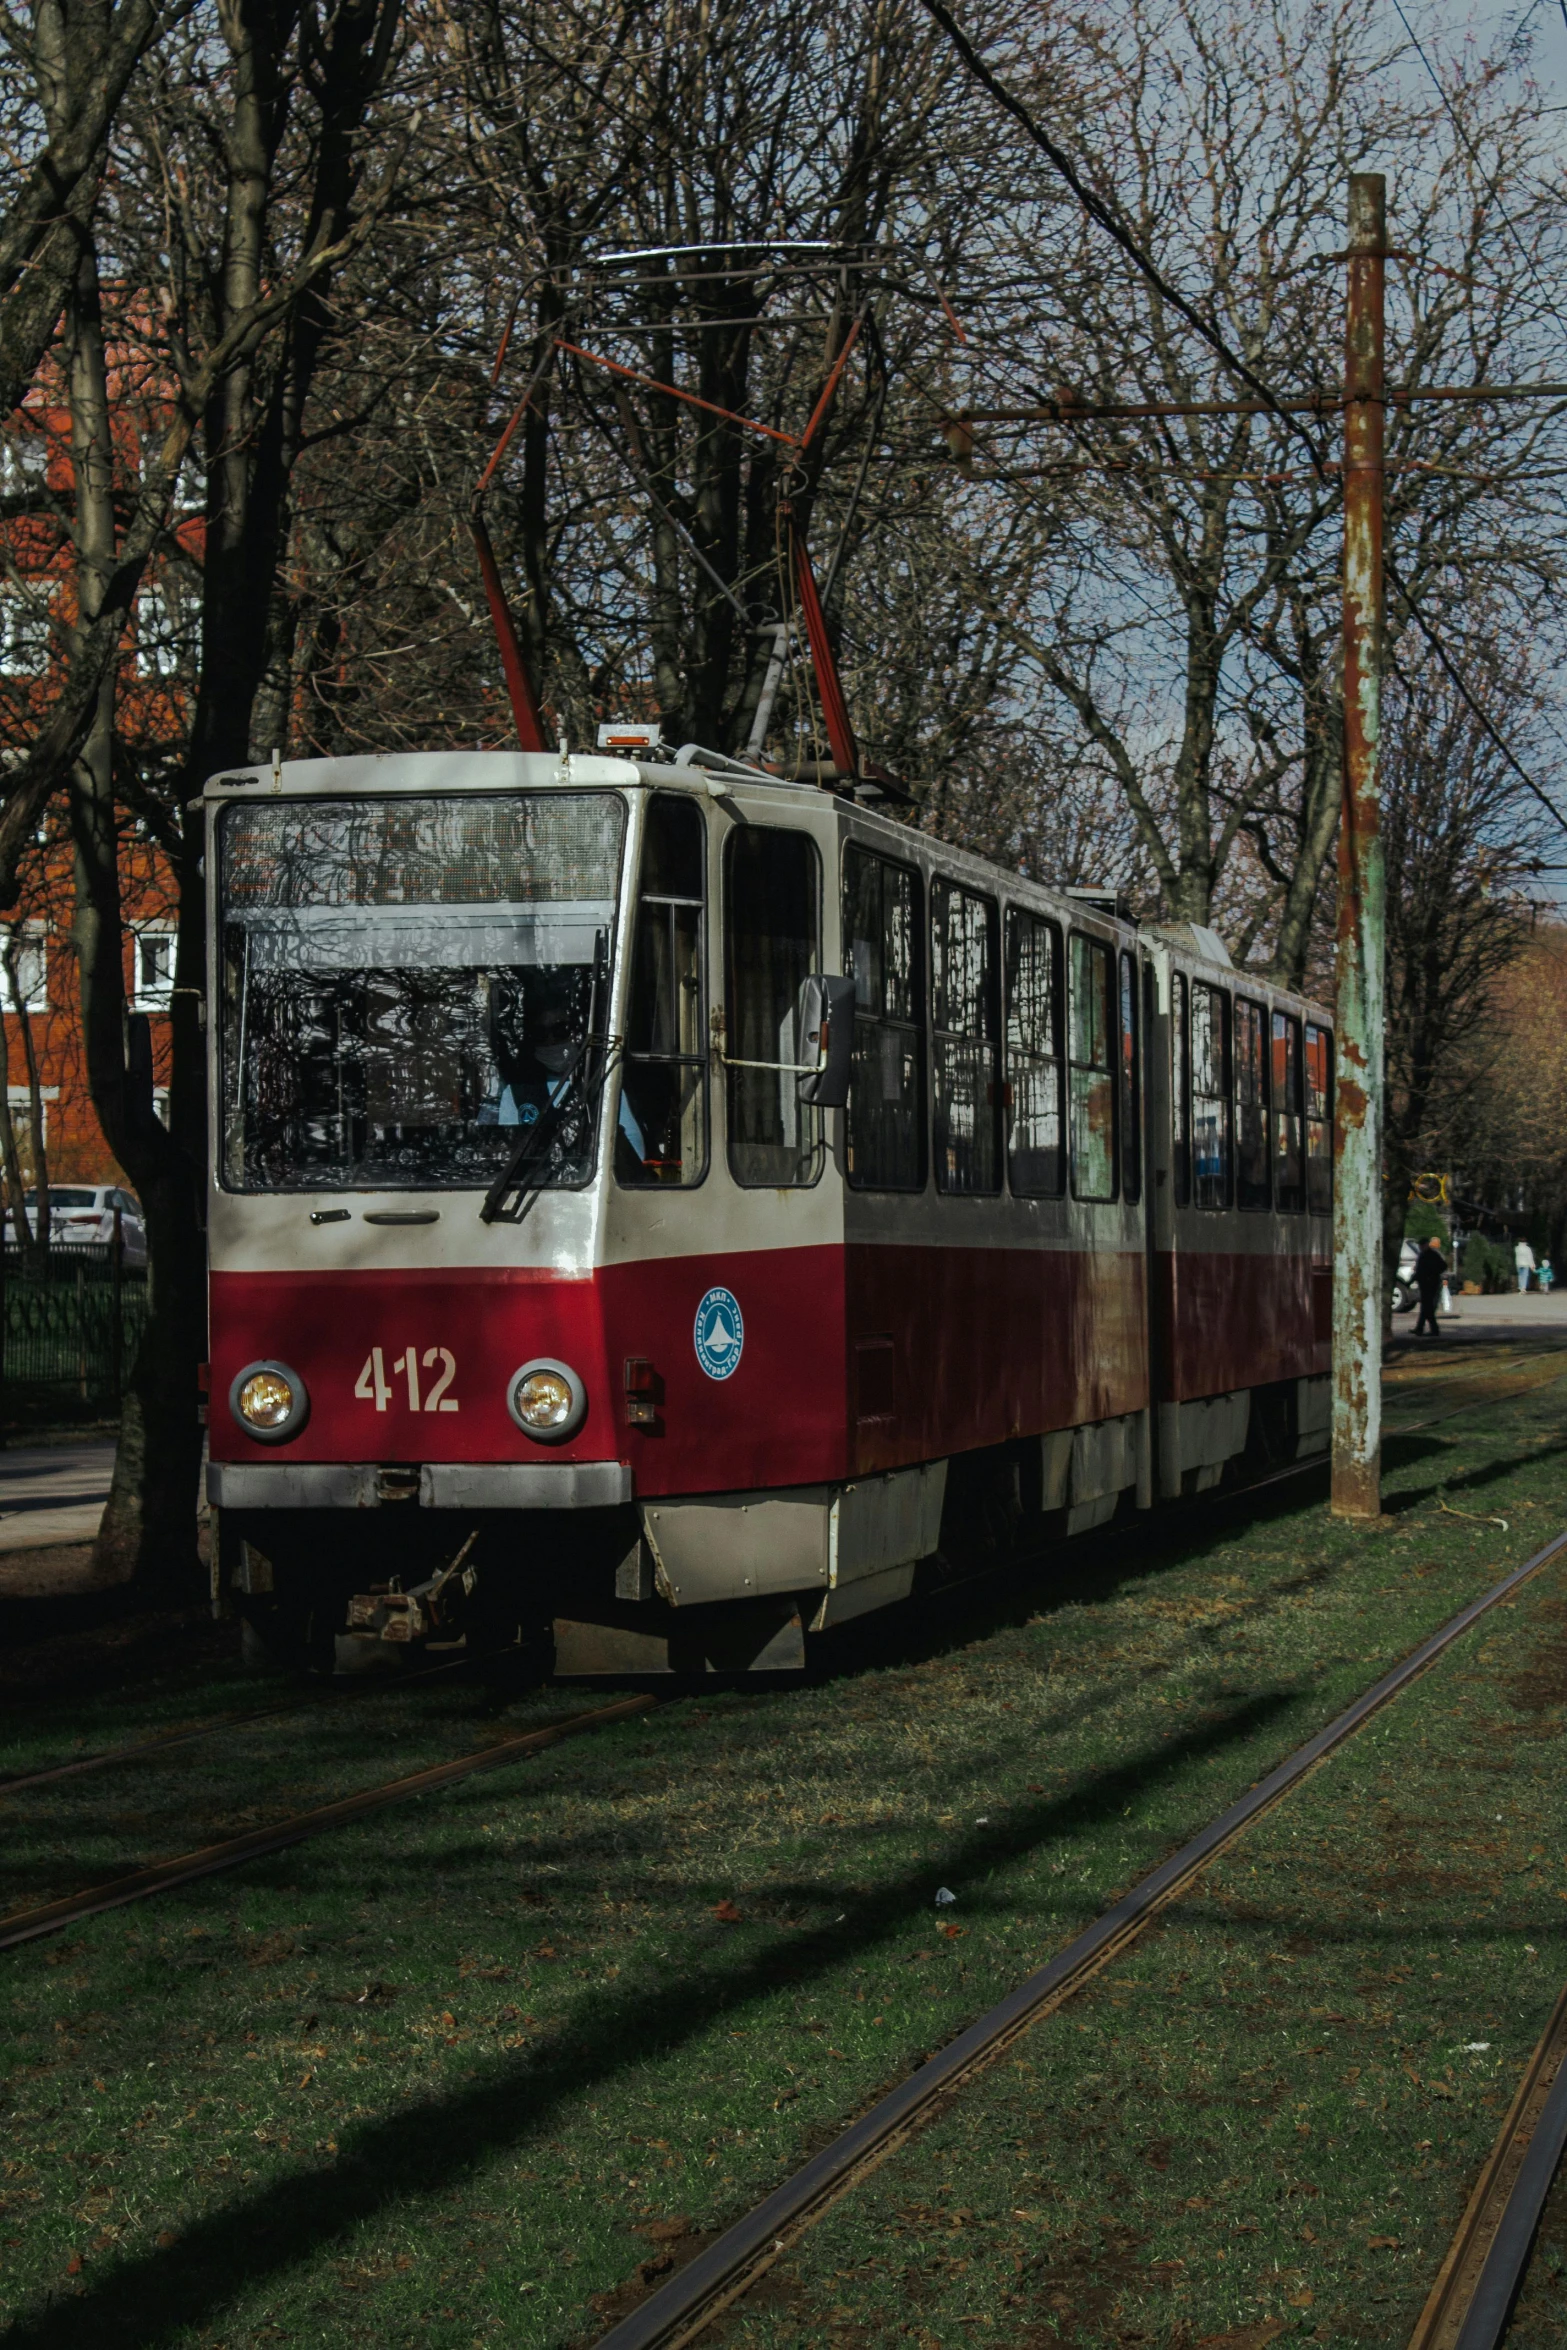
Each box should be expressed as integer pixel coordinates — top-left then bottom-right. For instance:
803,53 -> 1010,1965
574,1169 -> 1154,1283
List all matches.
204,746 -> 1332,1672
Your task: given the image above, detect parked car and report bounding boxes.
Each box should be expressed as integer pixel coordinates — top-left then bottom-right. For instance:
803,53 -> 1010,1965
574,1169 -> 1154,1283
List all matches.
3,1186 -> 147,1265
1393,1238 -> 1419,1313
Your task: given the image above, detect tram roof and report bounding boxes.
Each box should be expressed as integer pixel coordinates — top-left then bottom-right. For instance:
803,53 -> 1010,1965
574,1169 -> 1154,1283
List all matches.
195,748 -> 827,806
194,751 -> 1328,1021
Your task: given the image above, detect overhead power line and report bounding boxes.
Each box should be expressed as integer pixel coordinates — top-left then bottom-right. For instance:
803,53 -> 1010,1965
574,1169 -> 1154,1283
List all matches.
914,0 -> 1333,480
916,0 -> 1567,837
1386,551 -> 1567,832
1387,0 -> 1559,335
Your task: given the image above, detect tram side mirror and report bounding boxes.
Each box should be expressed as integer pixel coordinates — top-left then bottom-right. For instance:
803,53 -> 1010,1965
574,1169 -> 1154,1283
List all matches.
125,1012 -> 156,1137
796,974 -> 856,1109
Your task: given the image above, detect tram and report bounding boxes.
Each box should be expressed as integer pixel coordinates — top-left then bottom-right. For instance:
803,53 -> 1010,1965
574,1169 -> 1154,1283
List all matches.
204,743 -> 1332,1672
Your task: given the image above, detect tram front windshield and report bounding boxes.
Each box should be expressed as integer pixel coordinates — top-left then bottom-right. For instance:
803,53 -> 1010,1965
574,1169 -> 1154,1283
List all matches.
218,793 -> 625,1191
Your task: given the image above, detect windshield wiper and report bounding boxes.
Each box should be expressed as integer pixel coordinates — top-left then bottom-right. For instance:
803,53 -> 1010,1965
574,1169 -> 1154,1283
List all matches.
479,937 -> 616,1225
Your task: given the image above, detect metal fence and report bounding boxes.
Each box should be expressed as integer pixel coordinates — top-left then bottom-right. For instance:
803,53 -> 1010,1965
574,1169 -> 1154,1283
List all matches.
1,1244 -> 148,1423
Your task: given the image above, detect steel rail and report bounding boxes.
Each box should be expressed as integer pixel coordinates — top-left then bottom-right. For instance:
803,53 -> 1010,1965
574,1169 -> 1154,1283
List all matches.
1409,1981 -> 1567,2350
0,1694 -> 656,1952
1456,2058 -> 1567,2348
2,1357 -> 1546,1798
594,1525 -> 1567,2350
0,1350 -> 1550,1958
0,1638 -> 522,1799
0,1703 -> 293,1796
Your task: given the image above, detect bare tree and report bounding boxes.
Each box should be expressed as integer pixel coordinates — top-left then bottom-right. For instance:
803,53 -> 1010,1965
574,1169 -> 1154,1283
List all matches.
0,0 -> 192,419
1376,639 -> 1551,1291
23,0 -> 413,1588
924,0 -> 1567,966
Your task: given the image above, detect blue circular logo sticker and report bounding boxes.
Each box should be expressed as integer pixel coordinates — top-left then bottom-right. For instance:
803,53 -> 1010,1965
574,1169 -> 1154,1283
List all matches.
694,1285 -> 744,1381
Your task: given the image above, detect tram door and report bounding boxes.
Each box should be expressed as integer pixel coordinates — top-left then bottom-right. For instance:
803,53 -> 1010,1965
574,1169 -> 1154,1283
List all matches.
615,792 -> 709,1187
722,826 -> 824,1188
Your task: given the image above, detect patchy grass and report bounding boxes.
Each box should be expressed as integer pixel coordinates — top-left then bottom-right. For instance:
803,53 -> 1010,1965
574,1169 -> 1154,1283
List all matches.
0,1358 -> 1565,2348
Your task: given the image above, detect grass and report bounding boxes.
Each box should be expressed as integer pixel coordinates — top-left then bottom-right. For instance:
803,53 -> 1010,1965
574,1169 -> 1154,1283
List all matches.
1,1354 -> 1566,2347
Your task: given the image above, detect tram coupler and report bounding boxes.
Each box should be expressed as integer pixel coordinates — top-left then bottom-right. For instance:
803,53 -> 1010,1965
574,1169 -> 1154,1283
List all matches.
346,1529 -> 480,1646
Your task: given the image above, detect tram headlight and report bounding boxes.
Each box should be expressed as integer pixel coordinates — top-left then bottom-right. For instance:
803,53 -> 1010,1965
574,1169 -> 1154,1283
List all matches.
229,1359 -> 309,1443
508,1357 -> 587,1441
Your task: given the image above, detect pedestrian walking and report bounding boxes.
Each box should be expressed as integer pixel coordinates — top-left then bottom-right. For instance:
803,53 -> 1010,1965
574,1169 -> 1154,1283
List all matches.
1540,1257 -> 1555,1295
1516,1237 -> 1537,1293
1414,1236 -> 1446,1338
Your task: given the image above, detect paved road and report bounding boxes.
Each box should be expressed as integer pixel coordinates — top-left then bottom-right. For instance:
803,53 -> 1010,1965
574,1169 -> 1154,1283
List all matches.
0,1443 -> 114,1554
1390,1289 -> 1567,1354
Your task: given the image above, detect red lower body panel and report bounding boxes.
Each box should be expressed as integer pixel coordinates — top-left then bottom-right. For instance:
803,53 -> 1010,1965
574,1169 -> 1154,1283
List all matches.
845,1243 -> 1146,1474
212,1241 -> 1157,1498
210,1252 -> 849,1496
1154,1248 -> 1330,1401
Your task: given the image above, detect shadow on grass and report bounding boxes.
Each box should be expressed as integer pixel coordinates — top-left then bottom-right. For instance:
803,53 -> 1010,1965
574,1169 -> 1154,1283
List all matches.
815,1459 -> 1335,1690
1381,1435 -> 1567,1516
4,1689 -> 1301,2349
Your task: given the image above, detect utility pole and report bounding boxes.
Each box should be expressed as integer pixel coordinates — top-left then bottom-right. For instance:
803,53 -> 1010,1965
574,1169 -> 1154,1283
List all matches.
1332,171 -> 1387,1520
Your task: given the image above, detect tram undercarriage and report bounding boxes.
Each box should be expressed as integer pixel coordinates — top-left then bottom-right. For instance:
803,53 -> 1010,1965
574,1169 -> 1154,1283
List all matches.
215,1371 -> 1327,1677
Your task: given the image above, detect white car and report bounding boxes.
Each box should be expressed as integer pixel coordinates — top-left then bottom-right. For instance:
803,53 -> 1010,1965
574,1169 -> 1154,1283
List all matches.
4,1185 -> 147,1265
1393,1237 -> 1422,1313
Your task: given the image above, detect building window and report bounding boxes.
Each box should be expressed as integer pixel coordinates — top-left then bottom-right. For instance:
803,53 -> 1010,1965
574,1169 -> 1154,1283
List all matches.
5,1086 -> 56,1181
1171,970 -> 1191,1207
133,929 -> 177,1011
723,826 -> 821,1187
1305,1022 -> 1333,1215
931,877 -> 1000,1195
843,844 -> 925,1191
1235,996 -> 1270,1210
0,922 -> 48,1013
1004,908 -> 1064,1197
0,588 -> 51,676
0,428 -> 48,493
616,793 -> 708,1188
1272,1011 -> 1305,1212
136,580 -> 191,678
1119,949 -> 1141,1205
1192,982 -> 1230,1208
1068,932 -> 1116,1202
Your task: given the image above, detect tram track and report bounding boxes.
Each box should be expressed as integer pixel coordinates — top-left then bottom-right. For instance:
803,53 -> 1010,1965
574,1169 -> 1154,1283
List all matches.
590,1522 -> 1567,2350
1409,1978 -> 1567,2350
0,1350 -> 1556,1959
0,1636 -> 522,1798
7,1343 -> 1546,1801
0,1693 -> 656,1953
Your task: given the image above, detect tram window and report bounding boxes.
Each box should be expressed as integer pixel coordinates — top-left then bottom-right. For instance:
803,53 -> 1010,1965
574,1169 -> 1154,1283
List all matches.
215,792 -> 625,1193
1191,982 -> 1230,1208
1235,997 -> 1269,1210
1273,1011 -> 1305,1211
843,846 -> 925,1190
616,794 -> 708,1188
1305,1022 -> 1333,1214
931,878 -> 1000,1195
724,827 -> 822,1187
1004,909 -> 1063,1196
1171,971 -> 1191,1207
1068,932 -> 1116,1201
1119,949 -> 1141,1205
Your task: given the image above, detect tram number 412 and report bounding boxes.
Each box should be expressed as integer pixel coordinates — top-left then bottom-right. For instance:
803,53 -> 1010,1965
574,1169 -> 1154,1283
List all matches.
354,1346 -> 459,1414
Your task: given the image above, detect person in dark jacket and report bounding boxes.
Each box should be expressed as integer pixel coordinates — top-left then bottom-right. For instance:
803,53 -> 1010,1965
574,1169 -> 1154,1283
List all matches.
1414,1236 -> 1447,1337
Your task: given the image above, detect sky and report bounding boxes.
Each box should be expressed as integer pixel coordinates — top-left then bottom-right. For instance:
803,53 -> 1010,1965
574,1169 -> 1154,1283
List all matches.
1423,0 -> 1567,110
1503,0 -> 1567,89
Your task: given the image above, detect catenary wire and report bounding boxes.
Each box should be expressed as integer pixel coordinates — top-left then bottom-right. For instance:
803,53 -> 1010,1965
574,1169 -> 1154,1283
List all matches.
915,0 -> 1567,835
1386,0 -> 1563,340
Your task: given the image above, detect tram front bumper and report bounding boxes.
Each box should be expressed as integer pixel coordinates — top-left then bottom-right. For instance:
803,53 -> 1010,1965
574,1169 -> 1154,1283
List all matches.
206,1460 -> 632,1510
